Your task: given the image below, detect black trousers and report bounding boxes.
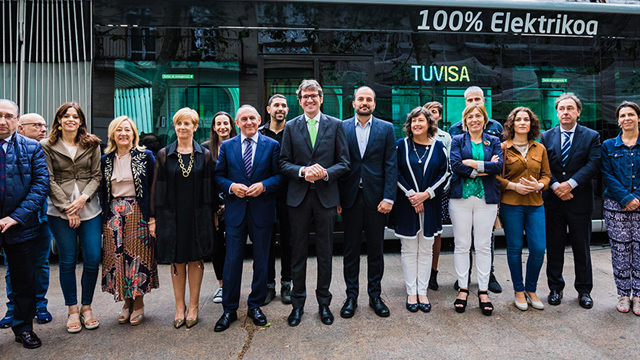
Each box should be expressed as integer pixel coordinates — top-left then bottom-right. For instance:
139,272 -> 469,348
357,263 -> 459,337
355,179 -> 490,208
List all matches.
545,205 -> 593,294
267,199 -> 292,284
212,224 -> 226,282
342,189 -> 385,299
2,238 -> 36,335
289,190 -> 336,309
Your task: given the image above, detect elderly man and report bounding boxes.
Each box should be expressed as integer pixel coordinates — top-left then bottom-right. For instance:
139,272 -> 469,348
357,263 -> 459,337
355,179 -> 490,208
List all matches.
213,105 -> 283,332
1,113 -> 53,328
0,100 -> 49,348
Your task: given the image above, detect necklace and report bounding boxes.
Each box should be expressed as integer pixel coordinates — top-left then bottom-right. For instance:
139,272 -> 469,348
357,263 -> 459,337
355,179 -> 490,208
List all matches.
412,140 -> 430,163
177,152 -> 194,177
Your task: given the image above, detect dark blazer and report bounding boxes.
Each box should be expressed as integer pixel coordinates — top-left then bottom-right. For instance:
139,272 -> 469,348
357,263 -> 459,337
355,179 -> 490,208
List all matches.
101,148 -> 155,221
449,132 -> 503,204
152,140 -> 215,263
279,113 -> 350,208
540,123 -> 601,213
339,116 -> 397,209
1,133 -> 49,246
214,134 -> 283,227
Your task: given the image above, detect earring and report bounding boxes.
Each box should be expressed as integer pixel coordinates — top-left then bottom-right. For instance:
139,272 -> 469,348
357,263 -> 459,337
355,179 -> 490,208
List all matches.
57,126 -> 62,130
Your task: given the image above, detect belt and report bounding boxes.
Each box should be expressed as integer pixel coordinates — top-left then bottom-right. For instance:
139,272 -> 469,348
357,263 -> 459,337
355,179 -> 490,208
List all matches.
309,183 -> 316,190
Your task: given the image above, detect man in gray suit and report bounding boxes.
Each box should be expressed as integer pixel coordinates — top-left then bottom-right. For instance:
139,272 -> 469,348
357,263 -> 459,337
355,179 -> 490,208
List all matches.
279,79 -> 350,326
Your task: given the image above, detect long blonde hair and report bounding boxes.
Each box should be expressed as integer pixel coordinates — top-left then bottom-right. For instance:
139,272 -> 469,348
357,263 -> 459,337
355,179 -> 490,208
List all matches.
105,116 -> 145,153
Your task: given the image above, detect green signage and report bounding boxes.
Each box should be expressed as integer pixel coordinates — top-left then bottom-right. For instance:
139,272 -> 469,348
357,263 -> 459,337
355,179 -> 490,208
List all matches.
162,74 -> 194,80
541,78 -> 568,83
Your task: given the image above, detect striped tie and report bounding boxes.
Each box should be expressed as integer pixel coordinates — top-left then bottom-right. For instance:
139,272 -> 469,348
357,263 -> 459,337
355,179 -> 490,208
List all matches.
0,140 -> 5,202
561,131 -> 572,167
243,138 -> 253,176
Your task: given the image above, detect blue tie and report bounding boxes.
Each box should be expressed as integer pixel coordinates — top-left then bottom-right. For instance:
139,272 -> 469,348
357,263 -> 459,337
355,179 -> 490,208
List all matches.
243,138 -> 253,176
561,131 -> 572,167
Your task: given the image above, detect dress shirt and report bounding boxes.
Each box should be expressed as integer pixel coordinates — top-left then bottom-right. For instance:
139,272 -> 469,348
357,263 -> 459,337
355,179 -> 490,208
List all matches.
551,122 -> 578,190
1,134 -> 12,151
355,117 -> 393,205
299,112 -> 329,181
240,132 -> 260,164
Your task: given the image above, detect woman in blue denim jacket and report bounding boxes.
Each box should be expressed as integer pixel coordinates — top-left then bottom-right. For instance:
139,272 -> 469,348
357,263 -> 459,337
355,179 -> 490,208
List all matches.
601,101 -> 640,316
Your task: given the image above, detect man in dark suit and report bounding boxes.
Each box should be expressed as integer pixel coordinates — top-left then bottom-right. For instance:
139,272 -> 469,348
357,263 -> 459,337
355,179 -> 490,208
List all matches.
213,105 -> 283,331
259,94 -> 292,305
279,79 -> 350,326
540,92 -> 600,309
338,86 -> 396,319
0,99 -> 49,348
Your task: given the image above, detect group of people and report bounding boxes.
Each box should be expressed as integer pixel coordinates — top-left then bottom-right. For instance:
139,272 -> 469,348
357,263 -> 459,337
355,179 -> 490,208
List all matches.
1,80 -> 639,349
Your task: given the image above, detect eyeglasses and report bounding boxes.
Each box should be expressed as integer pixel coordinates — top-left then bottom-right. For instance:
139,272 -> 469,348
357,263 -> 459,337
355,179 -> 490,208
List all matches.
0,114 -> 16,120
301,94 -> 320,100
21,123 -> 48,129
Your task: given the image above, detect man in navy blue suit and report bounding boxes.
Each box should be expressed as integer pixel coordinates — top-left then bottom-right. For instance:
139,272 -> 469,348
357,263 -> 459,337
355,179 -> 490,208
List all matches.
540,93 -> 600,309
338,86 -> 397,319
213,105 -> 283,332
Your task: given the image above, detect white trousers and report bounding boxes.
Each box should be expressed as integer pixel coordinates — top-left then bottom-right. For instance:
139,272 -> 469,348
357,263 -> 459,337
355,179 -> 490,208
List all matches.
449,197 -> 498,290
400,231 -> 434,296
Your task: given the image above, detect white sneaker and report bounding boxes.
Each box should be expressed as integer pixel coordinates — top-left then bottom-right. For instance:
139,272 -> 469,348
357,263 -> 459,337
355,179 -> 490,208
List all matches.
213,287 -> 223,303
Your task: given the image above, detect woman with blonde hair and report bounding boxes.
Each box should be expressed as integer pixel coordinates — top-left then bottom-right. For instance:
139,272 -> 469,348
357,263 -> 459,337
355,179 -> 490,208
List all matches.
152,107 -> 216,328
41,102 -> 102,332
100,116 -> 158,325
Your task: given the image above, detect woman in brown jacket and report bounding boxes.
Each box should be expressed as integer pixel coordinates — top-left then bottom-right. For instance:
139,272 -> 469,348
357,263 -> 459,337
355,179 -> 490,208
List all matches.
41,102 -> 102,333
497,107 -> 551,311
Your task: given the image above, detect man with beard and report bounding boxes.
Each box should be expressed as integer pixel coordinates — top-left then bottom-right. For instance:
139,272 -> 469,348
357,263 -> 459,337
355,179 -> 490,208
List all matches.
338,86 -> 397,318
259,94 -> 292,305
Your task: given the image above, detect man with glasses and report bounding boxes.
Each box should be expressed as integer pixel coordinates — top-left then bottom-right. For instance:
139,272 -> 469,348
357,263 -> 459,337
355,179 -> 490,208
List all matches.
0,100 -> 49,348
280,79 -> 350,326
1,113 -> 53,329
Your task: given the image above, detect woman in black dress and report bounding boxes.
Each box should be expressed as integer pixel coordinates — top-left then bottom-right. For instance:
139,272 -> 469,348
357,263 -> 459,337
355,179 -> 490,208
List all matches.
151,107 -> 215,329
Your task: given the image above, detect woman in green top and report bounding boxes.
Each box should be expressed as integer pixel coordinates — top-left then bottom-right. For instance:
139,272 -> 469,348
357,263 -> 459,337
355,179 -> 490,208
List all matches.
448,105 -> 503,316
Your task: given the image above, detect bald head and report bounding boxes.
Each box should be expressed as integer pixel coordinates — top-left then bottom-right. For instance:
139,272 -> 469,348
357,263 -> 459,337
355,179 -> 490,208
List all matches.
18,113 -> 48,141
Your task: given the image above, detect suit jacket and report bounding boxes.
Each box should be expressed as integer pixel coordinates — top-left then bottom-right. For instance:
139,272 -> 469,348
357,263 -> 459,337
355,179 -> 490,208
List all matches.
215,134 -> 283,228
449,132 -> 503,204
279,113 -> 351,208
339,116 -> 397,209
540,123 -> 601,213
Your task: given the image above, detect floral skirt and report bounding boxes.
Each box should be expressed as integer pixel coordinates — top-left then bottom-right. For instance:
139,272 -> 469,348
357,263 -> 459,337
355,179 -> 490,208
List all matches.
102,198 -> 159,301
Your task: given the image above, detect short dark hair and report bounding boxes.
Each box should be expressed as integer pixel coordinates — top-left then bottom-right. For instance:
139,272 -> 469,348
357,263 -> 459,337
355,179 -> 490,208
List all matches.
503,107 -> 540,142
555,92 -> 582,112
296,79 -> 323,99
268,94 -> 287,107
423,101 -> 442,116
615,101 -> 640,121
404,107 -> 437,138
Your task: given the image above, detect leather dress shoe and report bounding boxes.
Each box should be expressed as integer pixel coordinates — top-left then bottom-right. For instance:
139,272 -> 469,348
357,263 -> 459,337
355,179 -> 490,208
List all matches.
319,305 -> 334,325
340,297 -> 357,318
214,312 -> 237,332
248,307 -> 268,326
579,293 -> 594,309
548,290 -> 563,306
369,297 -> 390,317
287,308 -> 304,327
263,284 -> 276,306
15,330 -> 41,349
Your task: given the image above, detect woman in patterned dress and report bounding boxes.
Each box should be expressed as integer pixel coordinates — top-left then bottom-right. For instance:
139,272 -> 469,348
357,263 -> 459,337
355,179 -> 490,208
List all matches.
100,116 -> 158,325
601,101 -> 640,315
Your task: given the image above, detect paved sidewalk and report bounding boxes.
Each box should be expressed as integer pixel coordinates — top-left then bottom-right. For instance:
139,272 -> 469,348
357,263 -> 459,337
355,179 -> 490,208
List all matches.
0,246 -> 638,359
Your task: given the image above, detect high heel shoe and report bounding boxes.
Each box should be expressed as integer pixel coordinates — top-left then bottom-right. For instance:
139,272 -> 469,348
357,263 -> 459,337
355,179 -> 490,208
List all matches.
406,297 -> 419,313
185,306 -> 199,328
514,291 -> 528,311
525,291 -> 544,310
80,305 -> 100,330
130,305 -> 144,326
118,300 -> 132,324
174,307 -> 186,329
454,289 -> 469,313
478,290 -> 494,316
